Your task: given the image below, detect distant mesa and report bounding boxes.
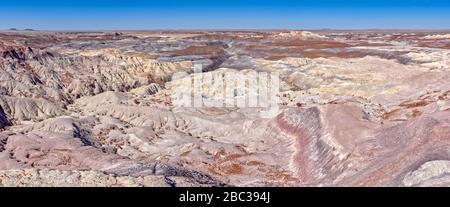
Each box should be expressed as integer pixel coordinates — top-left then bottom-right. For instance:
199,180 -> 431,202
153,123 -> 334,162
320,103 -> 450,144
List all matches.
7,28 -> 37,31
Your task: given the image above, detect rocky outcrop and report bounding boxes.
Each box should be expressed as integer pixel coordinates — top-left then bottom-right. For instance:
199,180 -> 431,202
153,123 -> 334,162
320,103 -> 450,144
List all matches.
0,169 -> 206,187
0,96 -> 65,122
0,105 -> 10,129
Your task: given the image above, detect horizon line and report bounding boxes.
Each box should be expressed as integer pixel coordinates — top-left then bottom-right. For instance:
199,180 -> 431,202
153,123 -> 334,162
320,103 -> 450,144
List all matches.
2,28 -> 450,32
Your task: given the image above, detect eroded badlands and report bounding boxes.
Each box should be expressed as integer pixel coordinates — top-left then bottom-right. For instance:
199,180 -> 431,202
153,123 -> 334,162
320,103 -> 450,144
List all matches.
0,30 -> 449,186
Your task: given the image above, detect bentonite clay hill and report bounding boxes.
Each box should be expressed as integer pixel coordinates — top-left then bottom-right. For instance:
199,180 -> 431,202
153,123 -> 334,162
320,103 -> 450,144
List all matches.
0,30 -> 449,186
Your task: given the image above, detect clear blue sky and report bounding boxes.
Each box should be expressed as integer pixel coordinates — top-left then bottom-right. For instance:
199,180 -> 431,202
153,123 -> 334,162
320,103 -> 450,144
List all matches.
1,0 -> 449,30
